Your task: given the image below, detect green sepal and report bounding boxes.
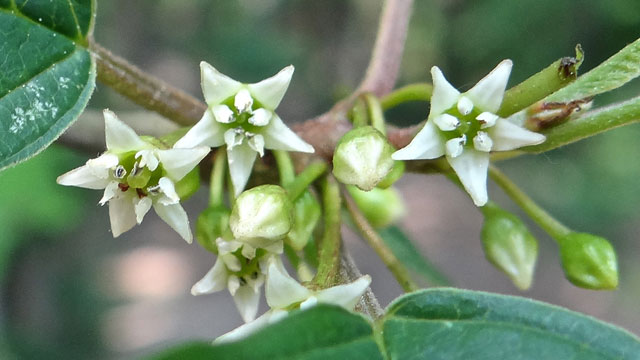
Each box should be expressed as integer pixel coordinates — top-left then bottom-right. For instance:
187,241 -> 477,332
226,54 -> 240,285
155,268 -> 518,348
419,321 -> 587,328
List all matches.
174,167 -> 201,200
287,191 -> 321,251
196,206 -> 232,253
377,159 -> 405,189
558,232 -> 618,290
347,185 -> 405,229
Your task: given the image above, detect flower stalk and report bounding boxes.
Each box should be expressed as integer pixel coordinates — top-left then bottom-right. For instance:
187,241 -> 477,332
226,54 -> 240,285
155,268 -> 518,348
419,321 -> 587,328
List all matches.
285,162 -> 328,201
209,149 -> 226,207
312,175 -> 343,288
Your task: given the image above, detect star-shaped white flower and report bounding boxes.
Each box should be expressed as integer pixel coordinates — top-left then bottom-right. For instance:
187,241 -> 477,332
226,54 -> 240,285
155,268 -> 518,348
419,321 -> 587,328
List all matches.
57,110 -> 210,242
215,257 -> 371,343
191,238 -> 269,322
392,60 -> 546,206
174,62 -> 315,195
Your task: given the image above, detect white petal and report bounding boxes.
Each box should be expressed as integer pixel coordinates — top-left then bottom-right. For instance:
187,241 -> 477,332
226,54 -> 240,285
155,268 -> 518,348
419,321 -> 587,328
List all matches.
108,195 -> 137,237
134,197 -> 153,223
217,238 -> 243,255
248,108 -> 272,127
99,181 -> 120,205
103,109 -> 148,152
457,96 -> 474,115
392,120 -> 445,160
200,61 -> 243,106
157,147 -> 210,181
447,149 -> 490,206
476,112 -> 499,129
473,131 -> 493,152
233,285 -> 261,323
215,311 -> 276,344
191,258 -> 228,295
488,118 -> 546,151
174,110 -> 226,148
247,134 -> 265,157
247,65 -> 294,110
227,144 -> 258,196
228,276 -> 240,295
135,150 -> 159,171
212,104 -> 235,124
221,254 -> 242,272
445,136 -> 466,158
261,115 -> 314,153
430,66 -> 460,115
300,296 -> 318,310
224,128 -> 245,150
315,275 -> 372,310
157,177 -> 180,204
57,164 -> 111,189
153,202 -> 192,243
265,260 -> 311,309
466,60 -> 513,113
433,113 -> 460,131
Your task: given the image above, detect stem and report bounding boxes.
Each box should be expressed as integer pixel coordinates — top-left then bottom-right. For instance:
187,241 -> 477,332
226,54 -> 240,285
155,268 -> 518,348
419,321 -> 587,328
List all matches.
488,166 -> 571,240
364,93 -> 386,136
351,98 -> 368,128
312,175 -> 342,288
286,162 -> 328,201
272,150 -> 295,187
380,83 -> 433,110
209,149 -> 226,207
339,251 -> 384,318
91,42 -> 206,126
342,188 -> 419,292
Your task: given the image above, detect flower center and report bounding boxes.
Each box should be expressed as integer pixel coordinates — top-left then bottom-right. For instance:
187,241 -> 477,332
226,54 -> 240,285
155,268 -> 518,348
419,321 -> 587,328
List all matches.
113,151 -> 164,197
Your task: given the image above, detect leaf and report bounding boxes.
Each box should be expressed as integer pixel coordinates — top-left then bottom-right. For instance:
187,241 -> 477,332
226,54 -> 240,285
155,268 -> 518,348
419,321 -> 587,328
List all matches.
382,288 -> 640,360
547,37 -> 640,102
0,1 -> 96,170
149,305 -> 383,360
379,226 -> 450,286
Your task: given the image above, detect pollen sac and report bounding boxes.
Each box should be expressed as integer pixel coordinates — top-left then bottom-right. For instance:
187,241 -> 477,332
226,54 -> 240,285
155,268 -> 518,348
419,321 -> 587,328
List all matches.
558,232 -> 618,290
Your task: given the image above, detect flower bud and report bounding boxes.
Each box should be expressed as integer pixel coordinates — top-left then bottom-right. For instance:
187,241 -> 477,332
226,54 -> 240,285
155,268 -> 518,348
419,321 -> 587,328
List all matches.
481,203 -> 538,290
230,185 -> 293,250
377,159 -> 405,189
196,206 -> 232,253
287,191 -> 321,251
347,185 -> 405,228
332,126 -> 395,191
174,167 -> 201,200
559,232 -> 618,290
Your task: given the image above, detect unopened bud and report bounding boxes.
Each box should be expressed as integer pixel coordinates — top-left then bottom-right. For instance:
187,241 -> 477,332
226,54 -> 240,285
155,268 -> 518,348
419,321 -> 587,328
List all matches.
559,232 -> 618,290
332,126 -> 395,191
481,203 -> 538,290
287,191 -> 321,251
347,185 -> 405,228
196,206 -> 232,253
377,159 -> 405,189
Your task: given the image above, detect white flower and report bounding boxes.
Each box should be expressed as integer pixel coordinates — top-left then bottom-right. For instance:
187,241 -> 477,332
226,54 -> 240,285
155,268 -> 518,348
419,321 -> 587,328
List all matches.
392,60 -> 546,206
57,110 -> 210,242
191,238 -> 269,322
174,62 -> 315,195
215,258 -> 371,343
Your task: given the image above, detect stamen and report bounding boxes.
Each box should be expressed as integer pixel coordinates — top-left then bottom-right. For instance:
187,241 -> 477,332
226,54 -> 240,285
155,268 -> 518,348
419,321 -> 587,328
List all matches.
457,96 -> 474,115
476,112 -> 499,129
473,131 -> 493,152
114,165 -> 127,179
234,89 -> 253,114
445,135 -> 466,158
147,184 -> 161,195
434,114 -> 461,131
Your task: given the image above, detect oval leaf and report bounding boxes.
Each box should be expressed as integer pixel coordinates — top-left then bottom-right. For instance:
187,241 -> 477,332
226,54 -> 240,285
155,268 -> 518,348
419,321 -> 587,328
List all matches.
0,1 -> 96,170
383,288 -> 640,360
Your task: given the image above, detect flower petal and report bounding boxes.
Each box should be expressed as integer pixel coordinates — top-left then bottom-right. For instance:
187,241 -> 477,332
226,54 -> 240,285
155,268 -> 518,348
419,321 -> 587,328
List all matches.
157,177 -> 180,204
430,66 -> 460,115
153,202 -> 192,243
134,197 -> 153,224
173,110 -> 226,148
392,120 -> 445,160
157,147 -> 210,181
265,259 -> 311,309
262,115 -> 314,153
99,181 -> 120,205
315,275 -> 371,310
447,149 -> 490,206
104,109 -> 148,152
191,258 -> 228,295
227,143 -> 258,196
247,134 -> 265,157
200,61 -> 243,106
108,195 -> 137,237
488,118 -> 546,151
466,60 -> 513,113
57,162 -> 112,189
215,311 -> 280,344
247,65 -> 294,110
232,285 -> 261,323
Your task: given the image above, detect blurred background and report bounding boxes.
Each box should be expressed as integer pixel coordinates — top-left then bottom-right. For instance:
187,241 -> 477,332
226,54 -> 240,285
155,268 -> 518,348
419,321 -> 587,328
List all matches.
1,0 -> 640,358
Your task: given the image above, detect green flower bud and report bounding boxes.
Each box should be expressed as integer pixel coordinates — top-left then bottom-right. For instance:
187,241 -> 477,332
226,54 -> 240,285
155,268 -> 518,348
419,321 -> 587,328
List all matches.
332,126 -> 395,191
287,191 -> 321,251
481,203 -> 538,290
559,233 -> 618,290
230,185 -> 293,250
174,167 -> 201,200
347,185 -> 405,228
196,206 -> 232,253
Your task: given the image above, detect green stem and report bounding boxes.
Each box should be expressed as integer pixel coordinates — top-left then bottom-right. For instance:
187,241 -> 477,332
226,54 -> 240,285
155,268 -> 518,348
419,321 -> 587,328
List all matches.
488,166 -> 571,240
365,93 -> 387,135
286,162 -> 328,201
312,175 -> 342,288
209,149 -> 226,207
351,98 -> 368,128
272,150 -> 295,187
380,83 -> 433,110
342,188 -> 419,292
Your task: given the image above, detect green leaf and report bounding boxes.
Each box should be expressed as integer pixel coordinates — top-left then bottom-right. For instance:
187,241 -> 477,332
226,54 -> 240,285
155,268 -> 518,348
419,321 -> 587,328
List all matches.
149,305 -> 383,360
0,1 -> 96,170
547,37 -> 640,102
379,226 -> 450,286
383,288 -> 640,360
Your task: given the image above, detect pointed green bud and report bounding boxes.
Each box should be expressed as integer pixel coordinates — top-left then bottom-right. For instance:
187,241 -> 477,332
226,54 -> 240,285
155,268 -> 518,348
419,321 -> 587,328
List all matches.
347,185 -> 405,228
196,206 -> 232,253
559,233 -> 618,290
174,167 -> 200,200
287,191 -> 321,251
230,185 -> 293,251
481,203 -> 538,290
377,159 -> 405,189
332,126 -> 395,191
